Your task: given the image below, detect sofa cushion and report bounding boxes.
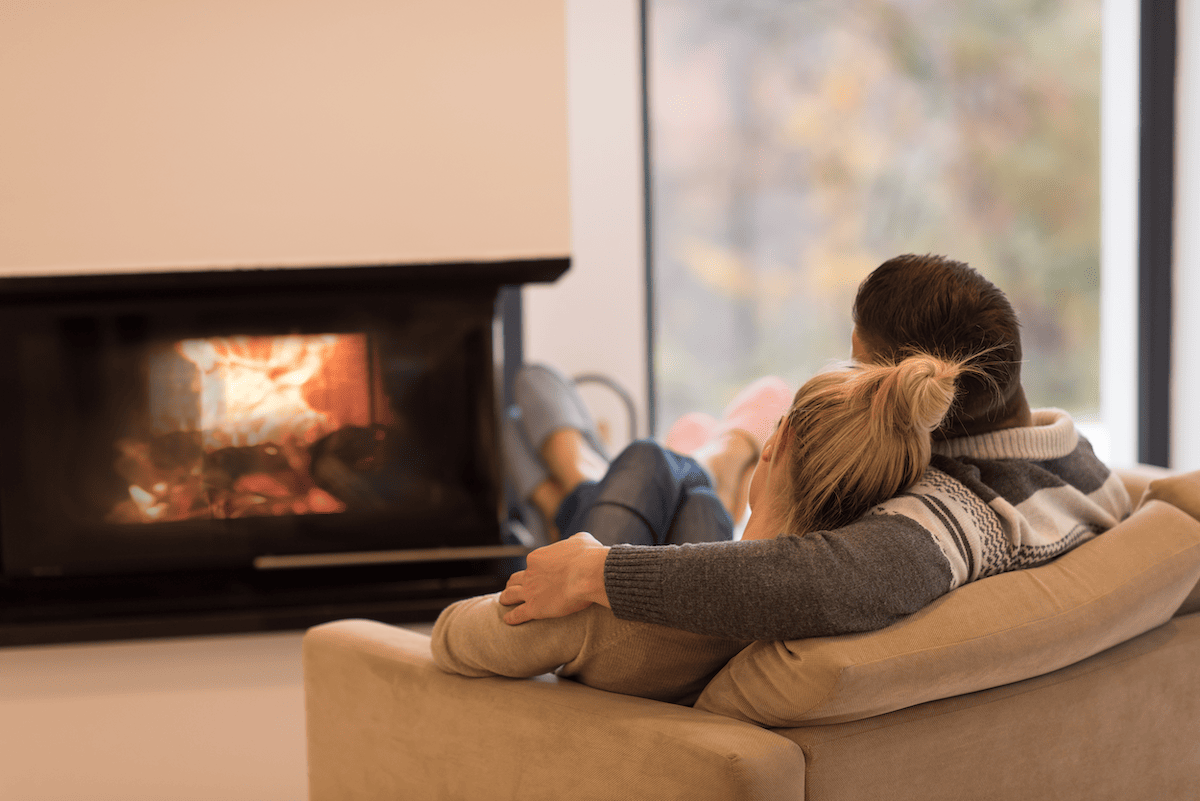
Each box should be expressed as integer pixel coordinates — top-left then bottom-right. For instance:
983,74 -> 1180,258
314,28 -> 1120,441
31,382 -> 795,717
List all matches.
1114,463 -> 1175,506
1139,470 -> 1200,616
1138,468 -> 1200,520
694,498 -> 1200,727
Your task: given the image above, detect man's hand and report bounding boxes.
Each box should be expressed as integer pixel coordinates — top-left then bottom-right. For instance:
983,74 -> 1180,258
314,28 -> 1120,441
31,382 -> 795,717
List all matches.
499,532 -> 611,625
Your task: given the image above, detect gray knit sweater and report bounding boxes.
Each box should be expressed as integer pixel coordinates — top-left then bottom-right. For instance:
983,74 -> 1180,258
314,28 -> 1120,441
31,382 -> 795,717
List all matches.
604,409 -> 1132,641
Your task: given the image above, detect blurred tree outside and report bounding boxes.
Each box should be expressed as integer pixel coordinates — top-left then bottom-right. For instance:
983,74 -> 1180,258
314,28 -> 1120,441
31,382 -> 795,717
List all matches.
649,0 -> 1101,433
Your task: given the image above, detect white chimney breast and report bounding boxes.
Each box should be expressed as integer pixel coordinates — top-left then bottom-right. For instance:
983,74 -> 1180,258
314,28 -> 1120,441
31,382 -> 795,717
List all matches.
0,0 -> 570,275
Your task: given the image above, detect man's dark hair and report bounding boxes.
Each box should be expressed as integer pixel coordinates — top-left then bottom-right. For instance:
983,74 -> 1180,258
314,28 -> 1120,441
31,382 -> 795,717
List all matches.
852,254 -> 1023,436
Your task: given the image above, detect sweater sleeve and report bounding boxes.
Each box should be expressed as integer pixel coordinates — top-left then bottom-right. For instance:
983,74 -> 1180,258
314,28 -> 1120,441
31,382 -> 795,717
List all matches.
604,513 -> 954,641
430,593 -> 588,678
430,591 -> 752,703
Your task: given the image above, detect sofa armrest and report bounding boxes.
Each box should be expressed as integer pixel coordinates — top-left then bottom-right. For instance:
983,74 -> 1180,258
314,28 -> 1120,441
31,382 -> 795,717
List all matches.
1115,463 -> 1176,504
303,619 -> 805,801
1121,467 -> 1200,616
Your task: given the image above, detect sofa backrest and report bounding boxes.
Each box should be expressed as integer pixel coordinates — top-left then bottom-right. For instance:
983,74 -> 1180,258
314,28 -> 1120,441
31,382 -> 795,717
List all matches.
694,471 -> 1200,727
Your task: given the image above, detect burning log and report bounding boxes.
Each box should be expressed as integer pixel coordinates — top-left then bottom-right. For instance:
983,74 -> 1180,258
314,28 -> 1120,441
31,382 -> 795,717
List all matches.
108,434 -> 348,522
309,424 -> 394,513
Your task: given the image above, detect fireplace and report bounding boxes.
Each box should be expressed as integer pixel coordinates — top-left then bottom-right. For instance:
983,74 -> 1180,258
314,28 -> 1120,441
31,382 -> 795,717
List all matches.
0,259 -> 565,644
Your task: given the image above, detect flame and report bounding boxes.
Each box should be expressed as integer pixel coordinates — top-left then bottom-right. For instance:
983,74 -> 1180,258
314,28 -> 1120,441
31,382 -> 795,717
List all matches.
176,334 -> 341,448
108,332 -> 373,523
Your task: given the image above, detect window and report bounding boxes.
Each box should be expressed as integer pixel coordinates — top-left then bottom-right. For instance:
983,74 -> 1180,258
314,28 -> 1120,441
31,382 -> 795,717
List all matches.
648,0 -> 1108,450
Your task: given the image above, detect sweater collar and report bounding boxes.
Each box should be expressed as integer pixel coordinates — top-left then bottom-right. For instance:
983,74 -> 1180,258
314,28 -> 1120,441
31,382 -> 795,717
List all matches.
930,408 -> 1078,461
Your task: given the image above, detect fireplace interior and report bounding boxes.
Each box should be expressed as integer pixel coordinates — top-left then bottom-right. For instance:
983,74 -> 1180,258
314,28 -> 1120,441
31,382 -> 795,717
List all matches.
0,260 -> 564,645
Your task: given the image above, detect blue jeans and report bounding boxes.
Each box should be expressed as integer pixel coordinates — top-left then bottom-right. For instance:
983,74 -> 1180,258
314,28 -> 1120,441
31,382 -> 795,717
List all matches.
554,440 -> 734,546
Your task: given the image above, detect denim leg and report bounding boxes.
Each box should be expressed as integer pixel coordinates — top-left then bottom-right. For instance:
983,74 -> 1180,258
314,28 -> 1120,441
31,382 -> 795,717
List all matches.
554,440 -> 733,546
554,480 -> 604,539
663,486 -> 734,544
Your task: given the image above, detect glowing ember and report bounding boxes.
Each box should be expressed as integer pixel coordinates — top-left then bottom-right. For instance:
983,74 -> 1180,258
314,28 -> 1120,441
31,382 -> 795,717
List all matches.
128,484 -> 164,519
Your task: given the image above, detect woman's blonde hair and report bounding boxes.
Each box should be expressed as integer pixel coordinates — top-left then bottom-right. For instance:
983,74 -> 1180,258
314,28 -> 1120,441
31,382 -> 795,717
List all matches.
775,352 -> 974,536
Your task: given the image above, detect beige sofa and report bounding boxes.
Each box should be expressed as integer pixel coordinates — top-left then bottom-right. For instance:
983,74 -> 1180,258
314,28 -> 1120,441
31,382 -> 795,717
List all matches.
303,469 -> 1200,800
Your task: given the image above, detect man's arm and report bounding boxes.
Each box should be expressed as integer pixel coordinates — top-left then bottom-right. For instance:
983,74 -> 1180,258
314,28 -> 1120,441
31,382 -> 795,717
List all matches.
602,517 -> 952,640
499,532 -> 611,625
500,517 -> 953,641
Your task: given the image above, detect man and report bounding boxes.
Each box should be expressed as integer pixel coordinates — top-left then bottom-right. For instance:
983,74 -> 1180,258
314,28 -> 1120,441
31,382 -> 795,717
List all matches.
498,254 -> 1131,640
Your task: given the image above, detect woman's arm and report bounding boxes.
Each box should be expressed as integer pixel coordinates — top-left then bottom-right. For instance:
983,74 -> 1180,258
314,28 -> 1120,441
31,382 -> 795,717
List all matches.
431,593 -> 588,678
433,590 -> 751,704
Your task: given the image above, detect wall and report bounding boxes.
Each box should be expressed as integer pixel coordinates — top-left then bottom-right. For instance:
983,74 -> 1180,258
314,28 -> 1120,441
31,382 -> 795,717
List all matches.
0,2 -> 643,799
1174,0 -> 1200,470
525,0 -> 648,442
1100,0 -> 1141,469
0,0 -> 569,274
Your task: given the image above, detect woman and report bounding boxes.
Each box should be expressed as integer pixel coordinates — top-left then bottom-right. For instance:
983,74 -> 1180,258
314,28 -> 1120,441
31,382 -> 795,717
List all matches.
432,353 -> 973,704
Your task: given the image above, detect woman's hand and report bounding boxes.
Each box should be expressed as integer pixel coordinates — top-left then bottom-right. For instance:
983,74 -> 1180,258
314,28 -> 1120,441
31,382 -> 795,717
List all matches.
499,532 -> 611,625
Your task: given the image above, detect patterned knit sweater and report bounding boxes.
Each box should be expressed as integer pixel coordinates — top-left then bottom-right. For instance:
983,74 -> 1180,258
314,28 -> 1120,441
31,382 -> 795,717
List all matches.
604,409 -> 1132,641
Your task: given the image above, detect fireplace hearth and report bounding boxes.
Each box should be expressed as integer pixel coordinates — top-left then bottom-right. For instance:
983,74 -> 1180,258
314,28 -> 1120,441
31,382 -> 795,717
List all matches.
0,259 -> 566,645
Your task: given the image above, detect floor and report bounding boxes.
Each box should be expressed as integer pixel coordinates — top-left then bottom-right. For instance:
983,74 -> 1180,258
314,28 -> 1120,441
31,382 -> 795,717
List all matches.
1,620 -> 437,801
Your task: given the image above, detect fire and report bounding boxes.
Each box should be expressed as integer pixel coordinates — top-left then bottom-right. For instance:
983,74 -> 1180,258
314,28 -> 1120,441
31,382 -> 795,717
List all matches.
108,332 -> 379,524
176,334 -> 342,448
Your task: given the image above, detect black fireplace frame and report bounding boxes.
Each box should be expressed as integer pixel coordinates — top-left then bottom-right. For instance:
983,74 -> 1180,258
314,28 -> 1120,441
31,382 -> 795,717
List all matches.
0,258 -> 567,645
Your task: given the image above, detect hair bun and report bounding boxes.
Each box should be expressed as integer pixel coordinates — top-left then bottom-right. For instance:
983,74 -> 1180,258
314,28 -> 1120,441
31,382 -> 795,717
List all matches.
878,353 -> 964,434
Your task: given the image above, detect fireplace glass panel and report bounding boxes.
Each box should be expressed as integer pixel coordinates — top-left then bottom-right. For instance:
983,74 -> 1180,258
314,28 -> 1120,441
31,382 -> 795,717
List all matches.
116,332 -> 378,524
0,289 -> 502,577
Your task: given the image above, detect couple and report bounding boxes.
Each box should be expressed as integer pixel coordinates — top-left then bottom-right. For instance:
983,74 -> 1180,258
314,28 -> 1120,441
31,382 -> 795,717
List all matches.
432,254 -> 1132,702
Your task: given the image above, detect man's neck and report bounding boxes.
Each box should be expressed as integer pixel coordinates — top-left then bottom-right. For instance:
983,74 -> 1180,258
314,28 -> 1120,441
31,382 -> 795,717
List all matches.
934,386 -> 1034,440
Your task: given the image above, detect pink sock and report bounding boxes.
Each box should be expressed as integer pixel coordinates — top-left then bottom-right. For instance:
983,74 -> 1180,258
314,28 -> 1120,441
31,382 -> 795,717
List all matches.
664,412 -> 717,455
712,376 -> 794,453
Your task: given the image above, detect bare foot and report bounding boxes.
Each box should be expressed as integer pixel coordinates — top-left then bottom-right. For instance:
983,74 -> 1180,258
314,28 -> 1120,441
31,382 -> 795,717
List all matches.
539,429 -> 609,494
528,478 -> 566,542
693,431 -> 758,523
